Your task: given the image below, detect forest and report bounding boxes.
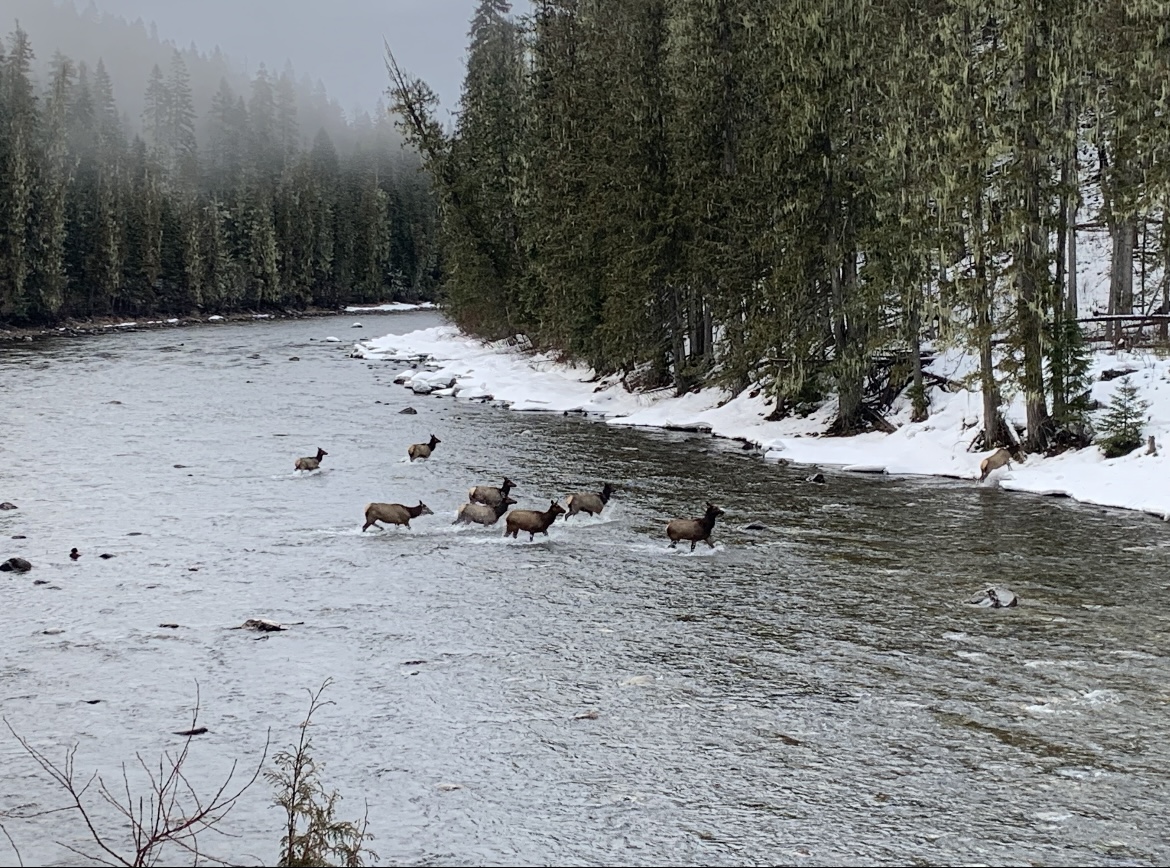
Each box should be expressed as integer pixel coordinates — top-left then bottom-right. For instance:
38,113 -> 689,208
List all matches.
389,0 -> 1170,453
0,21 -> 440,327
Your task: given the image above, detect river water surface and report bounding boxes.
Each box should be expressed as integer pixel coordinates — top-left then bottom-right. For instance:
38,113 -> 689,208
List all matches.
2,313 -> 1169,867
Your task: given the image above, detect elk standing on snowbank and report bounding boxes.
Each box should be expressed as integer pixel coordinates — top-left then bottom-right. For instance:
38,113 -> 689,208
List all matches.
504,500 -> 566,541
666,502 -> 725,551
454,496 -> 517,527
469,477 -> 516,508
565,482 -> 616,519
295,447 -> 327,472
979,447 -> 1013,481
408,434 -> 441,462
362,501 -> 434,531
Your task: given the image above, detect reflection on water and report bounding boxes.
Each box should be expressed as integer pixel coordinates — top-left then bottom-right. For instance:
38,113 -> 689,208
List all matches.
2,314 -> 1169,866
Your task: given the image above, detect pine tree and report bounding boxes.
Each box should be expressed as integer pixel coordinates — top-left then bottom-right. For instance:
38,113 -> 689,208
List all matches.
249,64 -> 279,180
0,25 -> 40,321
166,51 -> 198,187
142,64 -> 170,166
276,65 -> 300,164
35,53 -> 75,319
1096,377 -> 1150,458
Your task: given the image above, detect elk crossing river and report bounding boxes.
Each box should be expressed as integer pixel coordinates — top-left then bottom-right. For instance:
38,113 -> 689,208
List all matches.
2,312 -> 1169,866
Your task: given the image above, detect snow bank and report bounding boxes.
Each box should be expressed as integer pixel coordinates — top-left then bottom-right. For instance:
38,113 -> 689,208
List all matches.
343,301 -> 438,313
353,325 -> 1170,519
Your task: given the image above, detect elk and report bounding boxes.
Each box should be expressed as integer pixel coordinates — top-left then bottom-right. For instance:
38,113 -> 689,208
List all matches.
504,500 -> 566,541
564,482 -> 616,519
453,496 -> 517,527
666,502 -> 725,552
468,476 -> 517,508
362,500 -> 434,531
979,447 -> 1013,481
295,447 -> 328,472
407,434 -> 441,462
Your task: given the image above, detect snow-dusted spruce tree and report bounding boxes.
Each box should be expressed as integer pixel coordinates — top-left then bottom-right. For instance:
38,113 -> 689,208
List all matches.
1096,376 -> 1150,458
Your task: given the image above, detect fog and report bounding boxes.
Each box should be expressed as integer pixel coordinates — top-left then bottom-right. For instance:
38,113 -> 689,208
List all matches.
5,0 -> 521,133
75,0 -> 485,115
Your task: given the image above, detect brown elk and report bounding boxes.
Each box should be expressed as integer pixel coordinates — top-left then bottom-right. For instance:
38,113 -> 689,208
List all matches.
453,496 -> 517,527
666,502 -> 725,551
468,477 -> 517,508
407,434 -> 441,462
979,447 -> 1013,481
362,500 -> 434,531
295,447 -> 328,472
504,500 -> 566,541
565,482 -> 616,519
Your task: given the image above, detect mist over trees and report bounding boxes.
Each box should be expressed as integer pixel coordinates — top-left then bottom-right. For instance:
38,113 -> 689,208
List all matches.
6,0 -> 367,151
0,21 -> 439,325
390,0 -> 1170,454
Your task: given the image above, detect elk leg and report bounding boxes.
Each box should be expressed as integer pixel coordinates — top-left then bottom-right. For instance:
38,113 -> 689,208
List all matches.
705,538 -> 715,549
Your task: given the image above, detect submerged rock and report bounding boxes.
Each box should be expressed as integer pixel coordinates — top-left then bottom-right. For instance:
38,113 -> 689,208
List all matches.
806,472 -> 826,484
1,557 -> 32,572
233,618 -> 288,632
741,521 -> 770,532
0,502 -> 17,510
967,586 -> 1018,609
399,406 -> 418,414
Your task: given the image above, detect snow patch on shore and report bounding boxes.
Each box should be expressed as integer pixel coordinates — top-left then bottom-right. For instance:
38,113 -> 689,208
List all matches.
352,325 -> 1170,518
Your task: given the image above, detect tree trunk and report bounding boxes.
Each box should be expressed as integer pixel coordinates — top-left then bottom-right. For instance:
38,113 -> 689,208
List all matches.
1017,27 -> 1053,453
973,193 -> 1004,449
909,298 -> 928,423
1066,175 -> 1078,319
1110,216 -> 1135,334
833,249 -> 865,434
1161,209 -> 1170,341
669,284 -> 687,395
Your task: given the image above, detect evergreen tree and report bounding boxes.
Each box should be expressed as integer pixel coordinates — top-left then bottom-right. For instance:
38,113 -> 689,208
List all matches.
0,25 -> 40,321
34,53 -> 74,318
166,51 -> 198,187
142,63 -> 169,163
1096,377 -> 1150,458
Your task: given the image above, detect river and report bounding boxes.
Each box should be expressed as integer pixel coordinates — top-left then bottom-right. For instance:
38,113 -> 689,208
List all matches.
2,312 -> 1168,867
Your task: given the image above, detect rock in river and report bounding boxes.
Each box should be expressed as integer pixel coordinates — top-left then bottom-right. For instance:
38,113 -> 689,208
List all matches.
967,586 -> 1018,609
1,557 -> 32,572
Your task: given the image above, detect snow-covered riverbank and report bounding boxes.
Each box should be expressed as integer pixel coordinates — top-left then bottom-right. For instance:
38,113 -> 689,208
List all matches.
353,324 -> 1170,520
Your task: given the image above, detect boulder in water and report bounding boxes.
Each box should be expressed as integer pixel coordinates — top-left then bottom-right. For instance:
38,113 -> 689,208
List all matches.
233,618 -> 288,632
806,472 -> 826,484
399,406 -> 418,414
0,502 -> 17,510
967,586 -> 1018,609
1,557 -> 32,572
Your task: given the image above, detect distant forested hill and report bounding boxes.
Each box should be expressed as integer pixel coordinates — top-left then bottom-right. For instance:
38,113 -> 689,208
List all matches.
0,8 -> 440,325
5,0 -> 361,150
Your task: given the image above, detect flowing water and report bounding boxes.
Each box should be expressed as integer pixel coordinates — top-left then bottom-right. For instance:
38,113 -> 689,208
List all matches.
2,313 -> 1169,867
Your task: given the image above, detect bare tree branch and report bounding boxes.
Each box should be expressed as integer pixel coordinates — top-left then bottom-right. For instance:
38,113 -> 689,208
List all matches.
2,680 -> 270,868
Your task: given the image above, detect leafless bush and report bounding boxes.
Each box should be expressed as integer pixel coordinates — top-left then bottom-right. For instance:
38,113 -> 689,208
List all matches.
2,684 -> 269,867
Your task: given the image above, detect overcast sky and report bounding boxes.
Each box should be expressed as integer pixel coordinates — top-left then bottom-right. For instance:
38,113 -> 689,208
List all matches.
85,0 -> 508,119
